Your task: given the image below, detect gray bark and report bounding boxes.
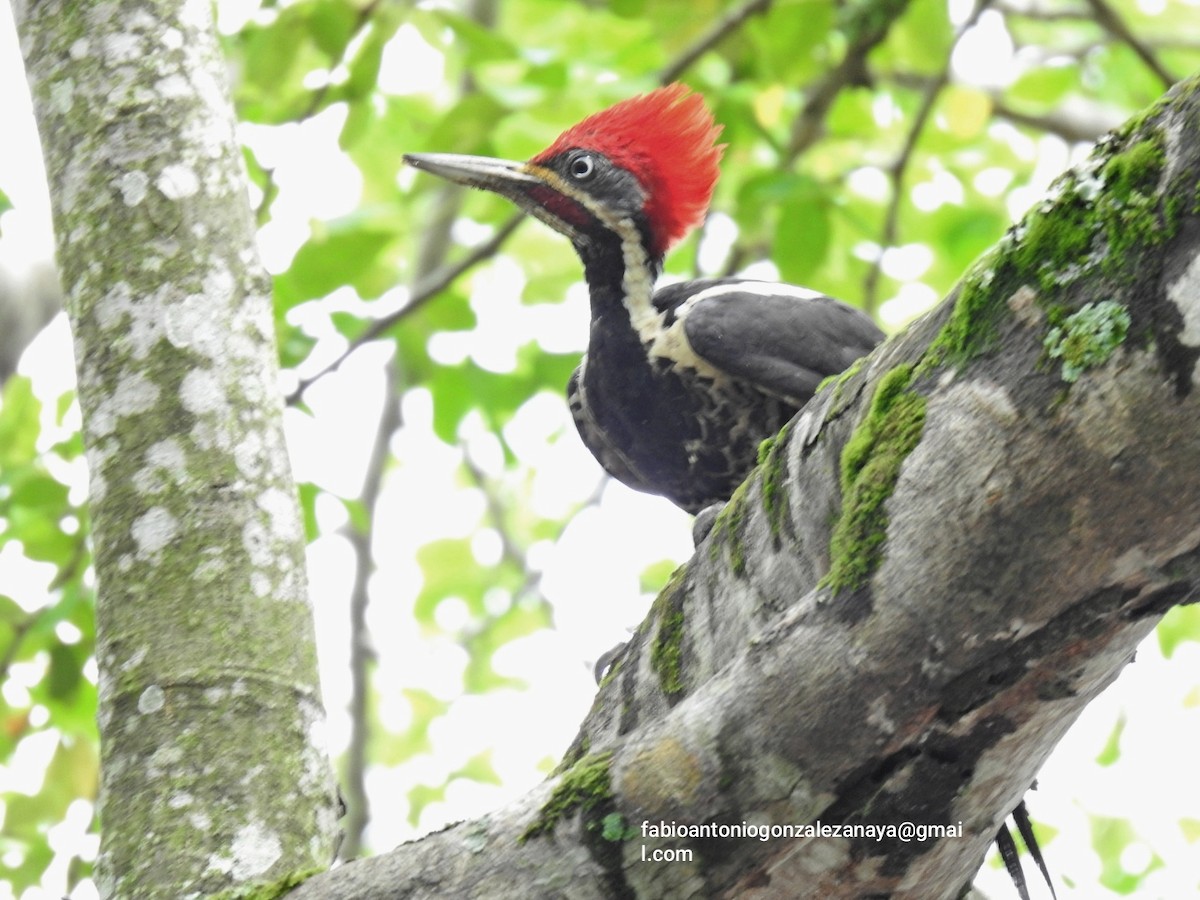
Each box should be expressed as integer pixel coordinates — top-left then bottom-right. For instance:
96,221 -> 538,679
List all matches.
291,78 -> 1200,899
11,0 -> 340,896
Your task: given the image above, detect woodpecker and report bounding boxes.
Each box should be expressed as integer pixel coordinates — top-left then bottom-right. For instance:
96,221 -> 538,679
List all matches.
406,85 -> 1056,900
405,84 -> 883,515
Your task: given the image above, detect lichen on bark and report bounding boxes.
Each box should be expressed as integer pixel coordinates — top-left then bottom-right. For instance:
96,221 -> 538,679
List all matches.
13,0 -> 339,896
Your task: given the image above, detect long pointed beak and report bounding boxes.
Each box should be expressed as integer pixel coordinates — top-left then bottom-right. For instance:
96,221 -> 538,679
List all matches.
403,152 -> 587,244
403,153 -> 541,192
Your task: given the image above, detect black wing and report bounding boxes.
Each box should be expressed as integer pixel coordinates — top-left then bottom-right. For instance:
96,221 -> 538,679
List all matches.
672,279 -> 884,405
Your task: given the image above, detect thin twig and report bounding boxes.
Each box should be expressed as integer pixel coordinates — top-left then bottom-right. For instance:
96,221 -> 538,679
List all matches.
338,360 -> 402,861
337,0 -> 495,853
461,451 -> 608,612
889,70 -> 1119,142
285,213 -> 524,406
862,0 -> 993,314
991,98 -> 1117,143
1083,0 -> 1177,89
658,0 -> 774,84
253,0 -> 384,225
786,0 -> 913,162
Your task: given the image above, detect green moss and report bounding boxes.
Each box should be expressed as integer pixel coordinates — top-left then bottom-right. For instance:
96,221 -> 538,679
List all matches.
1098,134 -> 1169,270
920,246 -> 1006,371
1102,137 -> 1165,200
554,734 -> 591,776
756,434 -> 776,466
649,569 -> 688,697
521,751 -> 615,842
760,421 -> 791,540
921,124 -> 1172,377
596,656 -> 622,689
822,364 -> 926,593
706,477 -> 750,575
1044,300 -> 1131,382
817,355 -> 866,397
1009,192 -> 1094,280
600,811 -> 639,842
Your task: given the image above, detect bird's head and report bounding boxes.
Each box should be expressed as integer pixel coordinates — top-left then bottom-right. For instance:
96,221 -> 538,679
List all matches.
405,84 -> 725,260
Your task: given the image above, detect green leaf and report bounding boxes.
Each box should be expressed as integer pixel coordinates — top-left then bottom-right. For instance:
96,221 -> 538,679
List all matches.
1156,604 -> 1200,658
406,782 -> 444,826
234,4 -> 327,122
8,512 -> 75,564
639,559 -> 681,594
450,749 -> 502,786
940,85 -> 992,140
879,0 -> 953,76
1008,63 -> 1080,109
341,8 -> 402,104
1094,712 -> 1125,766
342,497 -> 370,534
1089,814 -> 1163,894
297,482 -> 320,541
746,0 -> 833,82
277,322 -> 318,371
414,538 -> 483,625
8,470 -> 70,512
0,376 -> 41,469
1180,817 -> 1200,843
307,0 -> 359,58
462,602 -> 545,694
46,643 -> 83,700
432,11 -> 520,65
371,688 -> 451,766
275,219 -> 399,309
775,193 -> 832,284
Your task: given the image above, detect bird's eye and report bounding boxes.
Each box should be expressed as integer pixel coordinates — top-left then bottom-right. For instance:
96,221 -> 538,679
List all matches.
569,154 -> 595,180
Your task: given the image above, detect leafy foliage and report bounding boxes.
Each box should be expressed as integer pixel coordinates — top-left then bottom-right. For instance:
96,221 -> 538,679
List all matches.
5,0 -> 1200,895
0,377 -> 94,893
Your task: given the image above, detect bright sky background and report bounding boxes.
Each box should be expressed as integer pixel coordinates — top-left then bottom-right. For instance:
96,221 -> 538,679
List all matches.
1,2 -> 1199,899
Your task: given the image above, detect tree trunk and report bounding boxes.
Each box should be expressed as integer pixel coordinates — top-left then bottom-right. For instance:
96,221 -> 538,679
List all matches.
290,78 -> 1200,898
12,0 -> 339,896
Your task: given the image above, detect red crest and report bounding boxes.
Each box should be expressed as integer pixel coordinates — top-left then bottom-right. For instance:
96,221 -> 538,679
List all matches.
532,84 -> 725,256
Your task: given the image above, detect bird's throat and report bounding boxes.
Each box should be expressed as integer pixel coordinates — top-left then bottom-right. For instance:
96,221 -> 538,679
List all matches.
578,217 -> 663,346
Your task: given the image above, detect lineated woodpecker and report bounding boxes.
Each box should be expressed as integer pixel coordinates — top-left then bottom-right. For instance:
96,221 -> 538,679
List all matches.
405,84 -> 883,514
406,86 -> 1053,899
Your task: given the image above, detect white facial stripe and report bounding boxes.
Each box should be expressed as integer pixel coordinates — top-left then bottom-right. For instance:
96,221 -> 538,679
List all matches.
603,213 -> 721,379
523,167 -> 668,355
539,178 -> 735,380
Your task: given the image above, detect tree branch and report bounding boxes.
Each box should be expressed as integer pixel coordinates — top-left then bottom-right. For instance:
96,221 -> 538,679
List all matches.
658,0 -> 774,84
288,69 -> 1200,900
338,360 -> 402,861
786,0 -> 912,162
1082,0 -> 1178,88
285,213 -> 524,406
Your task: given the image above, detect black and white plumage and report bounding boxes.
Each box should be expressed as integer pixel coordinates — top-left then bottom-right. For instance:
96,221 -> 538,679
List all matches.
405,85 -> 883,513
566,271 -> 882,513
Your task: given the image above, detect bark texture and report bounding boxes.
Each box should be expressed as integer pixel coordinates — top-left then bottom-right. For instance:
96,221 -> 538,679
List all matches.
13,0 -> 339,896
291,78 -> 1200,898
